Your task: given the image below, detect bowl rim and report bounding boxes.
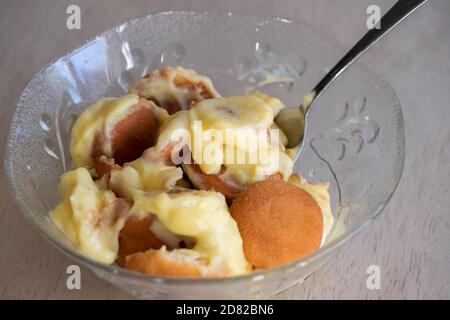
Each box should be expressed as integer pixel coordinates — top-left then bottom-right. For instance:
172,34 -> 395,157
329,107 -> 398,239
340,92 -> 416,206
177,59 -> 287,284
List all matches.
3,10 -> 405,286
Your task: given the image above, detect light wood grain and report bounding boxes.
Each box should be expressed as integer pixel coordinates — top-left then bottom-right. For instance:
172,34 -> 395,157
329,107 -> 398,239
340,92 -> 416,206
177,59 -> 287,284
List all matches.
0,0 -> 449,299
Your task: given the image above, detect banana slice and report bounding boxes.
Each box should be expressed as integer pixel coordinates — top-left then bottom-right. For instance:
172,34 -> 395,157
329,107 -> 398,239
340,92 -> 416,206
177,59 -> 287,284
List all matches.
51,168 -> 130,264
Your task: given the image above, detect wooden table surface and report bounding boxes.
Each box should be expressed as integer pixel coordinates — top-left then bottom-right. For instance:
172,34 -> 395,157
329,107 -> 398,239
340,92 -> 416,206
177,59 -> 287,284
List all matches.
1,0 -> 449,299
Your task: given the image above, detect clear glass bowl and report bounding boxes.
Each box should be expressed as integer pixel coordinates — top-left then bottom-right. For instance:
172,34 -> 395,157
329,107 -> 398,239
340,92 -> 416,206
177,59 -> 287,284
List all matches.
4,11 -> 404,299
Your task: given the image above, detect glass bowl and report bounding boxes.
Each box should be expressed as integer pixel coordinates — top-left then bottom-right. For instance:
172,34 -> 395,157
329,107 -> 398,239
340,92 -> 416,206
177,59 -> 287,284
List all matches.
4,11 -> 404,299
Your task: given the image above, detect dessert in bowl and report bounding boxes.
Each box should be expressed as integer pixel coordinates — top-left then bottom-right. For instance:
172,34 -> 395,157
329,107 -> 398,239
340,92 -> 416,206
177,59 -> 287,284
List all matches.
4,11 -> 404,299
51,65 -> 334,278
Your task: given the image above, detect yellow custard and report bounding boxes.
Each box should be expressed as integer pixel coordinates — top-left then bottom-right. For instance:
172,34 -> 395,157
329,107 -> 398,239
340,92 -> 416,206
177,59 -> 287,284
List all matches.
154,95 -> 293,184
50,168 -> 129,263
110,149 -> 183,199
302,91 -> 316,113
129,66 -> 220,110
131,190 -> 250,275
51,66 -> 333,274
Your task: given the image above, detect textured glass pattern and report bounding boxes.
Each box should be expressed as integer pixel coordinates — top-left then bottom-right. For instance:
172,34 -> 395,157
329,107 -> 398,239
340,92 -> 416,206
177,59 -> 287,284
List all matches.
4,11 -> 404,299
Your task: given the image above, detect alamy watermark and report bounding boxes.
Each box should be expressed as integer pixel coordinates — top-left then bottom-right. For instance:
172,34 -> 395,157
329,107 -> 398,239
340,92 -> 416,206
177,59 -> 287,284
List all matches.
366,264 -> 381,290
66,265 -> 81,290
66,5 -> 81,30
366,5 -> 381,30
167,122 -> 282,173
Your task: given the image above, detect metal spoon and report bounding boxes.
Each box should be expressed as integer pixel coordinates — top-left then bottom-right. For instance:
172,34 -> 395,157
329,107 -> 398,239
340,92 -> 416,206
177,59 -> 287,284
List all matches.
275,0 -> 428,151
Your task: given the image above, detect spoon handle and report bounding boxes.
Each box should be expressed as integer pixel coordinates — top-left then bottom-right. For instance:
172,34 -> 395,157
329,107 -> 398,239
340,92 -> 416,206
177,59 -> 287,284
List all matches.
310,0 -> 428,103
